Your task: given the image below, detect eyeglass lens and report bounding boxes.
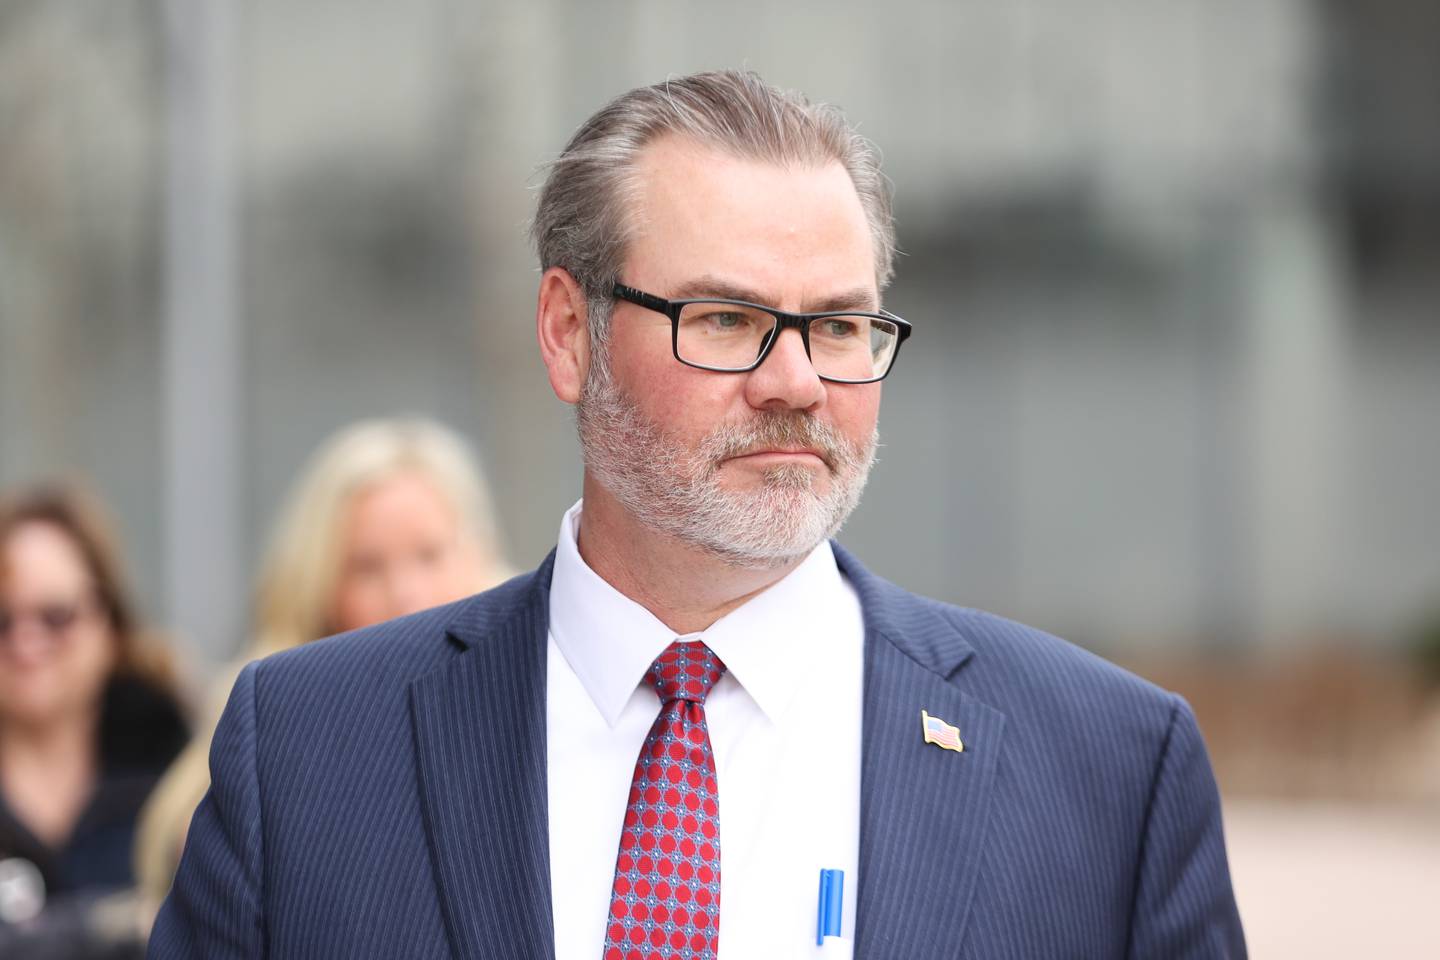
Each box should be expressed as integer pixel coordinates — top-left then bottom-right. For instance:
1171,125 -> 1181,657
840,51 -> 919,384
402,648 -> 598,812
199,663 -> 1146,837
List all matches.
675,302 -> 899,381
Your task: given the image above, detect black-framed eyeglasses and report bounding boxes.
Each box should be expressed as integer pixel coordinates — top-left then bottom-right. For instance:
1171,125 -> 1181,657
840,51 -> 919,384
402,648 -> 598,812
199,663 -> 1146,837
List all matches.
612,283 -> 912,384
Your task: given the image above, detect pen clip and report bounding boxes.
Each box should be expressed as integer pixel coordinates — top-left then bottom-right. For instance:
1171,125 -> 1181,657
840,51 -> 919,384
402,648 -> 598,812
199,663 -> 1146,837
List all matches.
816,868 -> 844,945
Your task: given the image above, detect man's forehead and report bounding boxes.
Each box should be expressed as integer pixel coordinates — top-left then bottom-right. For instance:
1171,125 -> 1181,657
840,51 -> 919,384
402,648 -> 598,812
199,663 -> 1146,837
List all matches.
668,275 -> 878,313
631,133 -> 846,197
623,135 -> 879,301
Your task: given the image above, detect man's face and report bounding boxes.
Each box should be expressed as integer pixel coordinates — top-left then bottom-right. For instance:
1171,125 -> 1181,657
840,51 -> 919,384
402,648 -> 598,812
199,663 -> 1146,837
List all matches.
577,135 -> 883,568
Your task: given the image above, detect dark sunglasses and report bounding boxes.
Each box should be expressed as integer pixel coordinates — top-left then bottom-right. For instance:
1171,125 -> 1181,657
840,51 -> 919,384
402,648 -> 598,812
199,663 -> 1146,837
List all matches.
0,598 -> 95,639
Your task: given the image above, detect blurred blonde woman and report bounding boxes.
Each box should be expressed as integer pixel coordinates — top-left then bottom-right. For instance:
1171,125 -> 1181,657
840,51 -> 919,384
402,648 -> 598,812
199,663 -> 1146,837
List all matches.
135,418 -> 512,919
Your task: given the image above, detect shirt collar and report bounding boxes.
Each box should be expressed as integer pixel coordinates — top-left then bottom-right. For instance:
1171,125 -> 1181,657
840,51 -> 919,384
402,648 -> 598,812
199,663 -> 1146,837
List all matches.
547,500 -> 852,726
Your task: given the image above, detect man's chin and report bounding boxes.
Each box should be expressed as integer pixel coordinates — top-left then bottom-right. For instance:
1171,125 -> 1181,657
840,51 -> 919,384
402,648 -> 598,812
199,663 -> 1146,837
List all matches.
681,499 -> 838,570
694,534 -> 822,572
715,460 -> 828,495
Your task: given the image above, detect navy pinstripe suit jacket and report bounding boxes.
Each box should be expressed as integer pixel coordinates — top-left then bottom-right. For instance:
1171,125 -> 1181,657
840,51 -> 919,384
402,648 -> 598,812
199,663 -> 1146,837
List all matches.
150,545 -> 1245,959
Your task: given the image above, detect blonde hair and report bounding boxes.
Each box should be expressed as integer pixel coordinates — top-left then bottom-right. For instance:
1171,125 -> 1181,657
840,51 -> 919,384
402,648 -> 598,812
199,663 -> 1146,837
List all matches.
135,417 -> 511,917
249,417 -> 509,658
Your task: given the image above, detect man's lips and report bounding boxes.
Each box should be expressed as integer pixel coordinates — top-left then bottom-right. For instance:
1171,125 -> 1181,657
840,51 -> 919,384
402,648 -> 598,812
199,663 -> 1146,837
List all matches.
724,448 -> 829,467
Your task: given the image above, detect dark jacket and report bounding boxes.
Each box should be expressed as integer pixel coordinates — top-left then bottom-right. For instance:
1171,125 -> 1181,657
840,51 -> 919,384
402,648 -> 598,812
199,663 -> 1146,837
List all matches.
1,675 -> 188,958
152,546 -> 1246,958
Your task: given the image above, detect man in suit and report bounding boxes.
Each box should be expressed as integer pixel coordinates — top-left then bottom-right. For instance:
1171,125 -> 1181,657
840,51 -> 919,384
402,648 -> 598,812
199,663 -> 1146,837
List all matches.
151,71 -> 1245,959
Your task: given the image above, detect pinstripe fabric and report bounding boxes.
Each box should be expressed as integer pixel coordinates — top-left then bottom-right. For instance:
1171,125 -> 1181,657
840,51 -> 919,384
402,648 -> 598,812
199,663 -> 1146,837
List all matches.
148,653 -> 264,958
836,543 -> 1245,959
410,563 -> 554,958
855,627 -> 1006,957
151,561 -> 555,959
150,545 -> 1243,959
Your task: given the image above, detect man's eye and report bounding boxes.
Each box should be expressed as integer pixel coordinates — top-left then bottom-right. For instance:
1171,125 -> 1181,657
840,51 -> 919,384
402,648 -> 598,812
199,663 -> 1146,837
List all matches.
820,318 -> 859,338
696,311 -> 750,331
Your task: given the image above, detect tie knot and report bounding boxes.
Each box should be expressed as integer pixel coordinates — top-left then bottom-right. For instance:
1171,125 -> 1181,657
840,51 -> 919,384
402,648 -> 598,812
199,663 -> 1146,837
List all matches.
646,641 -> 726,704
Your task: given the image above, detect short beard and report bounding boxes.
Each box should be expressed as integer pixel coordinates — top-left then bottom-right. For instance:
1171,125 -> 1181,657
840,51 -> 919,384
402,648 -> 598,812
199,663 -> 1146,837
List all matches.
576,350 -> 878,569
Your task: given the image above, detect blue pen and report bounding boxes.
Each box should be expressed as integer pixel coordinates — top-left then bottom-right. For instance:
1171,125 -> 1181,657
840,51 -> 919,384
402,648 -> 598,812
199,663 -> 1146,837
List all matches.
816,868 -> 844,945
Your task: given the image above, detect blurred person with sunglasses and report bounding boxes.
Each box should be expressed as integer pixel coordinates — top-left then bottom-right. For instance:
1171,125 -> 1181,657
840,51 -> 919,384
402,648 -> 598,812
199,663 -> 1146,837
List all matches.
0,484 -> 188,958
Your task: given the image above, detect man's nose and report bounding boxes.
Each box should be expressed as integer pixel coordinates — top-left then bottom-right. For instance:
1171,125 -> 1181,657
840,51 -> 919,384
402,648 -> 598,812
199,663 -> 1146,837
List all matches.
743,327 -> 825,412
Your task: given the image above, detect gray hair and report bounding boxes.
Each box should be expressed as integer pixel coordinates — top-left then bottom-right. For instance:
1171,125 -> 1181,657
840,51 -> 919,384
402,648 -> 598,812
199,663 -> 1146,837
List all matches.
530,70 -> 897,349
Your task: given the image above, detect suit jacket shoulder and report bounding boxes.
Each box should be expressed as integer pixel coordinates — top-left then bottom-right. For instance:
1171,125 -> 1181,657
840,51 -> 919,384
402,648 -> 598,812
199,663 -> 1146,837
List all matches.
833,542 -> 1244,958
836,541 -> 1180,749
251,563 -> 543,708
151,561 -> 556,960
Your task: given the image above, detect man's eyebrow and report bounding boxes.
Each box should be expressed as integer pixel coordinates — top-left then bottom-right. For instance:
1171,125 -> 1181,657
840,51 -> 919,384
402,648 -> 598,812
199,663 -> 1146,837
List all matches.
670,275 -> 878,313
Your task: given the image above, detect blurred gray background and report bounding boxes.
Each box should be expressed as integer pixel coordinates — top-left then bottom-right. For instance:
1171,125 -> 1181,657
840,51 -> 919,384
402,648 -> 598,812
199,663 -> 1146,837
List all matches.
3,0 -> 1436,662
4,2 -> 1440,952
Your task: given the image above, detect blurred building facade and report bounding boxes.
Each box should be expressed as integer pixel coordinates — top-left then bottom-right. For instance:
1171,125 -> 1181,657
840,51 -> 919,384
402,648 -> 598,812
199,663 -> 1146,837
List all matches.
2,0 -> 1437,664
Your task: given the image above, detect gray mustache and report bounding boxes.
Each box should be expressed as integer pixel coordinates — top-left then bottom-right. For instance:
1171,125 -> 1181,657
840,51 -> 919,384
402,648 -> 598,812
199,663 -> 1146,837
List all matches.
701,413 -> 858,471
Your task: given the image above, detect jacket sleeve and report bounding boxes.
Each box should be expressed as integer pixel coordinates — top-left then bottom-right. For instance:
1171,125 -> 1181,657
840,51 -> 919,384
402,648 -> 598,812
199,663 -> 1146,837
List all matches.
1126,695 -> 1247,959
148,662 -> 266,959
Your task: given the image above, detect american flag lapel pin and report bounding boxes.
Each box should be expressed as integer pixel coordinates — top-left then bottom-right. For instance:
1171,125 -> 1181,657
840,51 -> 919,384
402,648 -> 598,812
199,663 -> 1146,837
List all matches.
921,709 -> 964,753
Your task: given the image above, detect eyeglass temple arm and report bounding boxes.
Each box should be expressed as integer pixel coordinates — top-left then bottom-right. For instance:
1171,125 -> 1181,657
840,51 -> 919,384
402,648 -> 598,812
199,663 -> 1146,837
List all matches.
882,310 -> 913,343
613,283 -> 672,315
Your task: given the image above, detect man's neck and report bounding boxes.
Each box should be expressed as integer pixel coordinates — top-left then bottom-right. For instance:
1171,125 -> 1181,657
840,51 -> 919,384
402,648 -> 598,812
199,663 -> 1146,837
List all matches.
575,477 -> 807,635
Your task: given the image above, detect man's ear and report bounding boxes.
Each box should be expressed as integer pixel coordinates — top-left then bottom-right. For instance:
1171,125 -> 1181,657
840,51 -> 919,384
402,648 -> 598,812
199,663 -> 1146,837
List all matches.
536,267 -> 591,404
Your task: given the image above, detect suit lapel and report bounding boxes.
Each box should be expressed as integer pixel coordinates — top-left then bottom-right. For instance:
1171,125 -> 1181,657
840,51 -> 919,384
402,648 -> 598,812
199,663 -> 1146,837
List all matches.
406,544 -> 1003,958
409,554 -> 557,960
835,546 -> 1007,959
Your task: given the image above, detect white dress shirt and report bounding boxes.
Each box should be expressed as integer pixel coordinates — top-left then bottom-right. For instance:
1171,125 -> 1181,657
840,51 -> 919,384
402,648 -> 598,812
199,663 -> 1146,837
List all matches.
546,500 -> 864,959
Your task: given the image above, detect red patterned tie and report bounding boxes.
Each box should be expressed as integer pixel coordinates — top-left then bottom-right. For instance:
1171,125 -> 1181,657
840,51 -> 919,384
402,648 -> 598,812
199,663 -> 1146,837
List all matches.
603,641 -> 726,960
